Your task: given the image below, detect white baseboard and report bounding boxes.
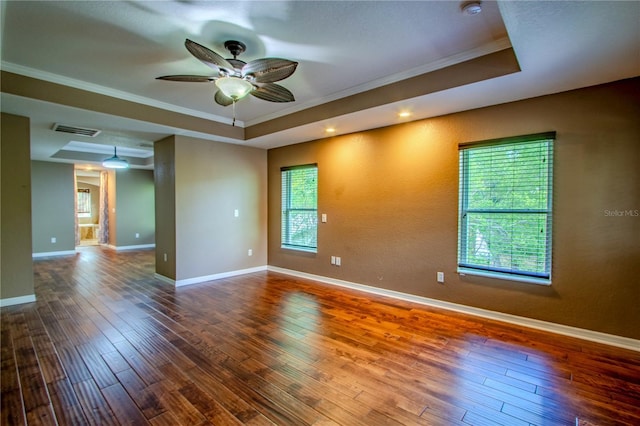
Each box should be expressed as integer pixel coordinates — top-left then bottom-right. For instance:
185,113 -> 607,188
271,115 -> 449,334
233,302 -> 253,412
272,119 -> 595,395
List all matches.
156,265 -> 268,287
1,294 -> 36,307
108,244 -> 156,251
33,250 -> 76,258
267,266 -> 640,352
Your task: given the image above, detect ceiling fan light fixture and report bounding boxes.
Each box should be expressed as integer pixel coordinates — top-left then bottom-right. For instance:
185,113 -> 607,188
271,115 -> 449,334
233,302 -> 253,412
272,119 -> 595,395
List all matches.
158,38 -> 297,112
102,146 -> 129,169
215,77 -> 253,100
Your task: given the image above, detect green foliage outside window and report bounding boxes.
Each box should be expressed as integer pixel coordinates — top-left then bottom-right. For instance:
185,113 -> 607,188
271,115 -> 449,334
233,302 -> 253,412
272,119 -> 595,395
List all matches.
458,135 -> 554,280
281,165 -> 318,250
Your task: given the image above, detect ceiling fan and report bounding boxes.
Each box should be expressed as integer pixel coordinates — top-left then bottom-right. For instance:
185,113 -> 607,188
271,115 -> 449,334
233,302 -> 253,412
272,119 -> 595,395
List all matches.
157,39 -> 298,125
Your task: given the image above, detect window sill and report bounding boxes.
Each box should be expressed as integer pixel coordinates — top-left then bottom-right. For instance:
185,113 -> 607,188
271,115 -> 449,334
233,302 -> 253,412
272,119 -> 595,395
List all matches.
281,245 -> 317,254
457,267 -> 551,286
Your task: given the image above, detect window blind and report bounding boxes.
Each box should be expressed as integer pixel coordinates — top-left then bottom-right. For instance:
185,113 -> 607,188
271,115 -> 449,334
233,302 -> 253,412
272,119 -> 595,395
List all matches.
281,164 -> 318,251
458,133 -> 554,281
77,188 -> 91,214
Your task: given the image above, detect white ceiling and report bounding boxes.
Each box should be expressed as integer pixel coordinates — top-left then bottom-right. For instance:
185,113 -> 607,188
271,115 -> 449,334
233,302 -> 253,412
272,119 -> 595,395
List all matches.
1,1 -> 639,169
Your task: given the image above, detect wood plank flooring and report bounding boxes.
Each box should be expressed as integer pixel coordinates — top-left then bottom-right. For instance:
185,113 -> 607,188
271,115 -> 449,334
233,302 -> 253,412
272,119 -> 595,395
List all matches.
2,247 -> 639,425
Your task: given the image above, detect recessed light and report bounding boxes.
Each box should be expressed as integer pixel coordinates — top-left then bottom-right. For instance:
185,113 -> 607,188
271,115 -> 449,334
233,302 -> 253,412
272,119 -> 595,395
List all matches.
398,111 -> 412,118
325,127 -> 336,133
461,1 -> 482,16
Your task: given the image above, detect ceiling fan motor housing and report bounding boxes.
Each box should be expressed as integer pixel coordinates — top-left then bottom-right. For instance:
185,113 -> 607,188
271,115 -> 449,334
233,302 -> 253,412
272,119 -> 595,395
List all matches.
224,40 -> 246,59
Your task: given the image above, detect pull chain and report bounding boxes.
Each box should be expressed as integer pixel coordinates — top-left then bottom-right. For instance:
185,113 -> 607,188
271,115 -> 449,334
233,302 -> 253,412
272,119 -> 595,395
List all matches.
232,99 -> 237,126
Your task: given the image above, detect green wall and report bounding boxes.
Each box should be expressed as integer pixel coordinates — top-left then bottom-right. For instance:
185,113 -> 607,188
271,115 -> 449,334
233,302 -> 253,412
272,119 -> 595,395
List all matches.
30,163 -> 153,251
31,161 -> 75,254
114,168 -> 155,247
1,113 -> 34,303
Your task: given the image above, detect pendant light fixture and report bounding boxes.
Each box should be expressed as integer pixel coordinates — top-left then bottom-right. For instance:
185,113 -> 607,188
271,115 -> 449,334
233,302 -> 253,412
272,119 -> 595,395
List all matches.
102,146 -> 129,169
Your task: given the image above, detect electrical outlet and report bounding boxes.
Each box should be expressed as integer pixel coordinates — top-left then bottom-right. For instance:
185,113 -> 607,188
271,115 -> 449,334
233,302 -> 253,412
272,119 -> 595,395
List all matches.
135,233 -> 140,239
437,272 -> 444,283
248,249 -> 253,256
234,209 -> 239,217
51,237 -> 56,244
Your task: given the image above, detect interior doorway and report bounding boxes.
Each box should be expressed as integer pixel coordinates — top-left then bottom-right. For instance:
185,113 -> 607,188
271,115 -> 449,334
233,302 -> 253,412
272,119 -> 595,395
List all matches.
75,169 -> 101,246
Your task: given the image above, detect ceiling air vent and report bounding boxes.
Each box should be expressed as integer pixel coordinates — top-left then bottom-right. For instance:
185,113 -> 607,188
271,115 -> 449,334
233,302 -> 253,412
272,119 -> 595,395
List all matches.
52,123 -> 101,137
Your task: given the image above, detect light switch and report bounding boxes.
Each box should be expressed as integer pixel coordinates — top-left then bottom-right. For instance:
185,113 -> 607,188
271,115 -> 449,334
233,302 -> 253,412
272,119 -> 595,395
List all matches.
321,213 -> 327,223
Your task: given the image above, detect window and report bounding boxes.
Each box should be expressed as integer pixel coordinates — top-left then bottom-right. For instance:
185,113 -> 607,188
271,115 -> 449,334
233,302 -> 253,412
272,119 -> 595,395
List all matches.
281,164 -> 318,252
458,132 -> 554,284
77,188 -> 91,218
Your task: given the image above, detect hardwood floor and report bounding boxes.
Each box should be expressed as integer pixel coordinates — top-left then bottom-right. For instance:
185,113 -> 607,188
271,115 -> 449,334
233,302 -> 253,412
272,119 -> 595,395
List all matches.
2,247 -> 639,425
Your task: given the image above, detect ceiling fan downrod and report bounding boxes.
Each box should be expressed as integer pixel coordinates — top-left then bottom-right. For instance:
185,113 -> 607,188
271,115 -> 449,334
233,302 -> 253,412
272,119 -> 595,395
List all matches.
224,40 -> 246,60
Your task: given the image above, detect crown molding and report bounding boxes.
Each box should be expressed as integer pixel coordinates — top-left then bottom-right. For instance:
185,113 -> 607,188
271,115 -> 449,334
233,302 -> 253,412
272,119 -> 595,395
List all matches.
245,37 -> 512,127
0,61 -> 244,127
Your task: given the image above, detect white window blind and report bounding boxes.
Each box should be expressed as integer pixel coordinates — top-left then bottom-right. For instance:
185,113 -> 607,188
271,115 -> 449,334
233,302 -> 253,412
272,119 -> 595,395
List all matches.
281,164 -> 318,251
458,132 -> 554,283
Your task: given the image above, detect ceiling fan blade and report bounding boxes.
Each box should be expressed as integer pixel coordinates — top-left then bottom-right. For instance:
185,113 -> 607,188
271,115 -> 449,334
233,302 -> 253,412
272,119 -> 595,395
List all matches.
214,90 -> 234,107
251,83 -> 295,103
242,58 -> 298,83
156,75 -> 215,82
185,39 -> 234,73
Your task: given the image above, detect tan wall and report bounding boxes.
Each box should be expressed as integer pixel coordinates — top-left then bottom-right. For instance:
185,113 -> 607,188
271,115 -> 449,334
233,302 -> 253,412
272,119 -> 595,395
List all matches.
268,78 -> 640,339
1,113 -> 34,300
2,71 -> 243,141
154,136 -> 177,279
174,136 -> 267,281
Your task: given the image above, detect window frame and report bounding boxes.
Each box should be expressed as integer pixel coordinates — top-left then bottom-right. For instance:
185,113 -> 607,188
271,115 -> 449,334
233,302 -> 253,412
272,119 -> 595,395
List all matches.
457,132 -> 555,285
281,163 -> 318,252
77,188 -> 91,218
